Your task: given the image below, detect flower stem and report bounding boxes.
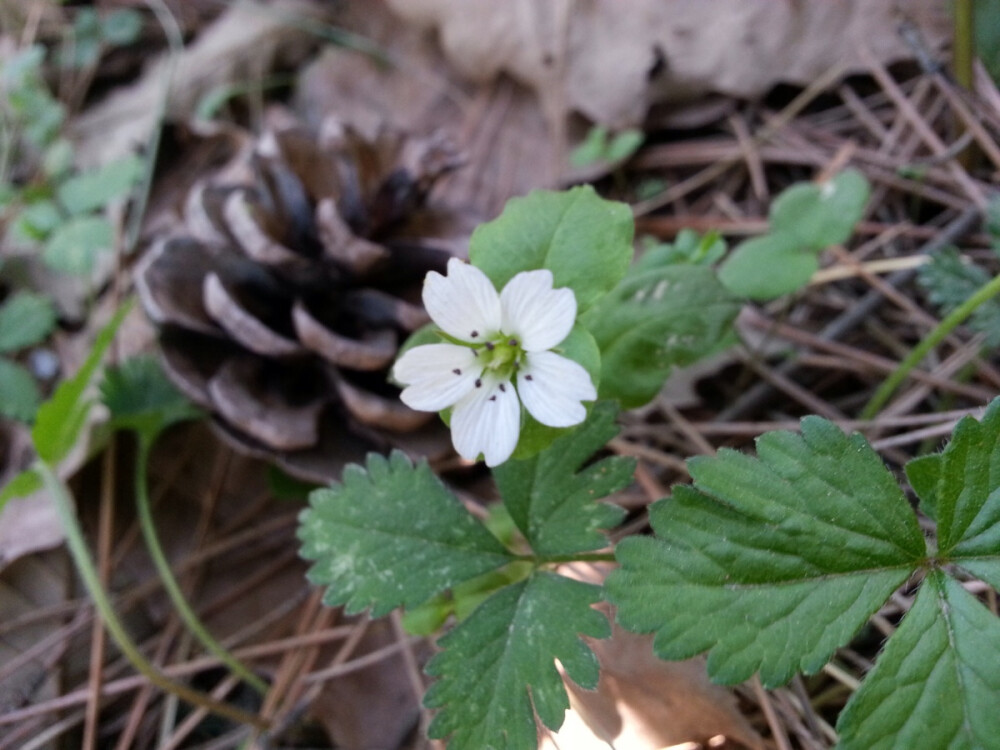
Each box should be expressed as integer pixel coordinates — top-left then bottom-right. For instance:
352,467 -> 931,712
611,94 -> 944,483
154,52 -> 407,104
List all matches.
39,461 -> 270,731
134,436 -> 269,694
861,269 -> 1000,419
514,552 -> 617,565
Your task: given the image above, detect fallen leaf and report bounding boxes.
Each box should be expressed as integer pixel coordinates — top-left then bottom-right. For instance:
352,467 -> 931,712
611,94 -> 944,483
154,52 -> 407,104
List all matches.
386,0 -> 949,128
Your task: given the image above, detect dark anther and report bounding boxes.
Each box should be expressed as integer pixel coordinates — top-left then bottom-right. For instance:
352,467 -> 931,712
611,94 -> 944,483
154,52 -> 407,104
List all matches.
499,383 -> 507,392
452,368 -> 462,375
485,341 -> 495,351
508,338 -> 518,347
470,330 -> 479,338
489,395 -> 497,402
525,374 -> 534,381
475,378 -> 482,388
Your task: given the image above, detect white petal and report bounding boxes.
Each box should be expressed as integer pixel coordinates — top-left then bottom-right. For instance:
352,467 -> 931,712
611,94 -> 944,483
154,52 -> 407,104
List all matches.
393,344 -> 480,411
423,258 -> 501,343
517,351 -> 596,427
451,374 -> 521,467
500,269 -> 576,351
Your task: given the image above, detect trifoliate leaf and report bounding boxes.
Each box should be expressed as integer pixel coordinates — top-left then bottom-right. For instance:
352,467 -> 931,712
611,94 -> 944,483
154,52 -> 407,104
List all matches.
908,399 -> 1000,588
0,358 -> 42,421
582,264 -> 739,407
32,303 -> 129,464
494,402 -> 631,555
836,571 -> 1000,750
0,292 -> 57,353
298,451 -> 512,617
606,416 -> 927,687
469,186 -> 634,312
917,248 -> 1000,347
56,154 -> 144,215
425,572 -> 609,749
102,354 -> 202,441
718,231 -> 818,300
769,168 -> 869,249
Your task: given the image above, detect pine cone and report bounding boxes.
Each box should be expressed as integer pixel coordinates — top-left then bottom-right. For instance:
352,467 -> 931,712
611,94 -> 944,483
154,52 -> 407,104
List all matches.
137,115 -> 462,482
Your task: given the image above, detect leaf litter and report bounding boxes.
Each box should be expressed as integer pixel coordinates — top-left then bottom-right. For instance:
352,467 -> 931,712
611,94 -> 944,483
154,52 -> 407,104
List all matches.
3,0 -> 1000,748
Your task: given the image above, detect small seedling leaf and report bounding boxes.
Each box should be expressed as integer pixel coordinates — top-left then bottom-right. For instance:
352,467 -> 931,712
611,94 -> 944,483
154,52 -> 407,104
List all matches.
102,354 -> 202,441
0,292 -> 57,353
718,231 -> 818,300
43,215 -> 114,274
299,451 -> 513,616
0,358 -> 42,422
769,168 -> 870,249
57,154 -> 144,215
425,572 -> 609,749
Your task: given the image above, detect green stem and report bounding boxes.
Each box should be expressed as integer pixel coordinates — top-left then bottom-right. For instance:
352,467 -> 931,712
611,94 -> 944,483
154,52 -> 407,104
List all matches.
134,436 -> 268,694
515,552 -> 617,565
861,270 -> 1000,419
953,0 -> 975,90
38,461 -> 269,731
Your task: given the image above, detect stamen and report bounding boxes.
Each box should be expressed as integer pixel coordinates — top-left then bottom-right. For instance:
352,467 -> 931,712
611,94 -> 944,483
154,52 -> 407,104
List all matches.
470,330 -> 479,338
508,338 -> 518,347
485,341 -> 495,351
489,395 -> 497,402
452,368 -> 461,375
525,374 -> 533,381
499,383 -> 506,392
475,378 -> 482,388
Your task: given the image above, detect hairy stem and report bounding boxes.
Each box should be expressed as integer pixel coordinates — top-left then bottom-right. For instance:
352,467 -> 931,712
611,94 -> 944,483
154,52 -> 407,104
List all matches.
861,269 -> 1000,419
134,436 -> 269,694
39,461 -> 269,731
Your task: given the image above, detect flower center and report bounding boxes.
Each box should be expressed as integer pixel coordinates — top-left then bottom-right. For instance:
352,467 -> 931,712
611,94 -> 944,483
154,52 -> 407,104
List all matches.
476,334 -> 523,380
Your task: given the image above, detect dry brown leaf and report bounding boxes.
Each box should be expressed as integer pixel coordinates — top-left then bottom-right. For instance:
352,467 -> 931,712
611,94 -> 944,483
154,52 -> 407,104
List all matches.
387,0 -> 949,128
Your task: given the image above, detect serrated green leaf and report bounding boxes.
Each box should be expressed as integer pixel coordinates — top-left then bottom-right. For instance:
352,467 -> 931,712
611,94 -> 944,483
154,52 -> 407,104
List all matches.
43,215 -> 114,274
911,399 -> 1000,588
904,453 -> 941,520
770,168 -> 869,249
836,571 -> 1000,750
582,264 -> 740,407
469,186 -> 634,312
494,402 -> 631,555
0,292 -> 57,353
102,354 -> 201,440
57,154 -> 144,215
298,451 -> 512,617
0,468 -> 43,510
0,358 -> 42,421
718,231 -> 818,300
425,572 -> 609,749
32,304 -> 129,464
606,416 -> 927,687
917,248 -> 1000,347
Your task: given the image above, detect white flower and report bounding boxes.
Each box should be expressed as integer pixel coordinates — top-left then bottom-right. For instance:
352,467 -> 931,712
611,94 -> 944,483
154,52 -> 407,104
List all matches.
393,258 -> 597,466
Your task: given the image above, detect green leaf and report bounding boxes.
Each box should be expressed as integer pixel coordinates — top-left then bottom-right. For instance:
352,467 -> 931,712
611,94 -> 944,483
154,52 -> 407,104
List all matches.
583,263 -> 740,407
425,572 -> 609,749
569,126 -> 609,167
836,571 -> 1000,750
43,215 -> 115,274
32,303 -> 129,464
909,399 -> 1000,588
0,468 -> 43,509
57,154 -> 144,215
769,168 -> 870,249
469,186 -> 634,312
636,229 -> 726,269
298,451 -> 512,617
606,416 -> 927,687
0,358 -> 42,421
0,292 -> 57,353
605,129 -> 644,162
102,355 -> 202,441
903,453 -> 941,520
718,231 -> 818,300
494,402 -> 631,555
917,248 -> 1000,347
10,200 -> 63,243
101,9 -> 143,46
